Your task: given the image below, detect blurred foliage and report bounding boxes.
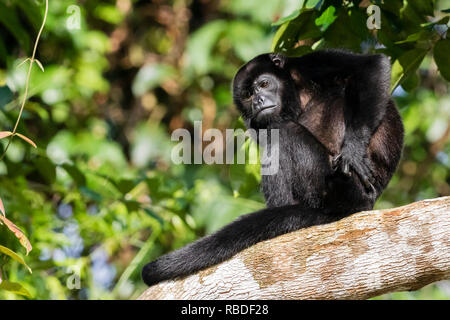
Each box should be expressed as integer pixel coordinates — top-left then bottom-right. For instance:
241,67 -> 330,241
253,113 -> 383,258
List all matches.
0,0 -> 448,300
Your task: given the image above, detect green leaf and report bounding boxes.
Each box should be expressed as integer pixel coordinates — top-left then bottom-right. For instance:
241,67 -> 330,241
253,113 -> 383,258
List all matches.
143,208 -> 164,225
186,20 -> 228,75
132,63 -> 175,97
0,245 -> 32,273
13,0 -> 42,30
322,10 -> 364,52
401,72 -> 420,92
0,2 -> 30,53
296,10 -> 322,41
62,163 -> 86,186
0,37 -> 7,62
223,0 -> 284,25
401,1 -> 427,26
227,21 -> 271,61
408,0 -> 435,16
390,48 -> 428,92
395,30 -> 431,44
0,86 -> 13,109
421,16 -> 450,29
379,0 -> 403,16
0,280 -> 32,298
272,9 -> 301,27
377,9 -> 404,46
285,45 -> 313,57
123,199 -> 140,212
93,4 -> 124,24
272,10 -> 321,53
347,7 -> 371,40
79,186 -> 102,202
315,6 -> 337,31
433,39 -> 450,82
34,157 -> 56,184
272,20 -> 291,52
25,65 -> 72,99
305,0 -> 323,10
116,179 -> 137,194
0,215 -> 32,255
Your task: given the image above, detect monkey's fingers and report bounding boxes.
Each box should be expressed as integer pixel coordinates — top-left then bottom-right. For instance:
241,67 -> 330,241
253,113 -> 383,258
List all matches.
331,153 -> 353,177
342,161 -> 351,175
351,162 -> 376,193
331,153 -> 342,171
359,174 -> 374,191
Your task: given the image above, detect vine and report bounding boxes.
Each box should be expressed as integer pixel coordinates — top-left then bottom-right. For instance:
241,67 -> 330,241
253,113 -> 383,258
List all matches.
0,0 -> 48,161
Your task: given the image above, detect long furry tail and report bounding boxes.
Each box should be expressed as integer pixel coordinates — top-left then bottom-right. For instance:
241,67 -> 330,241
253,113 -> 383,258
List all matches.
142,204 -> 346,286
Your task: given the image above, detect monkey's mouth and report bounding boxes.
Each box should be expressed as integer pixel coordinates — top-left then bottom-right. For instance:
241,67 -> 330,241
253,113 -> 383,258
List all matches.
254,105 -> 278,118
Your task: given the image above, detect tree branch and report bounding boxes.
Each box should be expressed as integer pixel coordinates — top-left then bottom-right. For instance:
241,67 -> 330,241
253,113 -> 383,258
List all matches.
139,197 -> 450,300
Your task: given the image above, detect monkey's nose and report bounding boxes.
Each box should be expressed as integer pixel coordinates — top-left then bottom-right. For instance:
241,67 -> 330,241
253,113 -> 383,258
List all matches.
254,95 -> 265,107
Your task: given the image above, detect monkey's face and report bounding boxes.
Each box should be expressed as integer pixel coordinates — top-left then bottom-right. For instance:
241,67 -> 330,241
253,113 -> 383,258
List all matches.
238,73 -> 282,126
233,53 -> 299,129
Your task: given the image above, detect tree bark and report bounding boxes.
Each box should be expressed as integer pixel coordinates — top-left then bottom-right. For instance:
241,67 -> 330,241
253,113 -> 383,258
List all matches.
139,196 -> 450,300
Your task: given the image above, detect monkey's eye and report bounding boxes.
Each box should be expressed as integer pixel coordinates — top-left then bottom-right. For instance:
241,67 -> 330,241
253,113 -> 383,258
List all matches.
241,90 -> 252,100
259,80 -> 269,88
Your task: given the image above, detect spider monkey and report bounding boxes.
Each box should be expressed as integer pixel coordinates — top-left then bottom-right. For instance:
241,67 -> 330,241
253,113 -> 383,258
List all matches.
142,49 -> 404,286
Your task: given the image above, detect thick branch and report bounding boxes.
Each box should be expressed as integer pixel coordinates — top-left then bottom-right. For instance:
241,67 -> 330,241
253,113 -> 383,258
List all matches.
139,197 -> 450,300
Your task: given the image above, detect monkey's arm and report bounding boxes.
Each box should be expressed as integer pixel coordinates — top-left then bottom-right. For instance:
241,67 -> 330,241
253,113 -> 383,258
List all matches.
142,205 -> 345,286
297,50 -> 391,189
341,53 -> 391,190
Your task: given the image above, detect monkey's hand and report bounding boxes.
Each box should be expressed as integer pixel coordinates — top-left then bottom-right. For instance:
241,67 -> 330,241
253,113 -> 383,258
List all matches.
332,151 -> 376,193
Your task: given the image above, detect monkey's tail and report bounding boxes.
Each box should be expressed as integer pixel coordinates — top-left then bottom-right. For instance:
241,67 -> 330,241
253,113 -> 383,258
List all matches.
142,204 -> 349,286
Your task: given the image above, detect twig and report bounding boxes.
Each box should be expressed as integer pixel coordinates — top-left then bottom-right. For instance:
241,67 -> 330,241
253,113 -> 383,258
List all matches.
0,0 -> 49,161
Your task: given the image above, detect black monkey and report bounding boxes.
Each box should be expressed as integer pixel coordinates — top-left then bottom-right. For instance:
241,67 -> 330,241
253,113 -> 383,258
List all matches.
142,49 -> 404,286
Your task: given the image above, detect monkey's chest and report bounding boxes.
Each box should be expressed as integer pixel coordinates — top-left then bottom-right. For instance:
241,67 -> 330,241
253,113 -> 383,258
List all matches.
261,127 -> 332,208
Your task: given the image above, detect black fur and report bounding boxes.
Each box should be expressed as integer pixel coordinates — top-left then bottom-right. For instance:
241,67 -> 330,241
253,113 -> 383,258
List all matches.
142,49 -> 404,286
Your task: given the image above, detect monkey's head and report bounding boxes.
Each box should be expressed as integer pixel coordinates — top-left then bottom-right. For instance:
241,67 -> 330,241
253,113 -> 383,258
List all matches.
232,53 -> 300,129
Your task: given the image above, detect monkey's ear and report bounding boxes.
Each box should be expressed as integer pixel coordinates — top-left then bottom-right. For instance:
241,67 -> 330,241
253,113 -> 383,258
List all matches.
270,53 -> 285,68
